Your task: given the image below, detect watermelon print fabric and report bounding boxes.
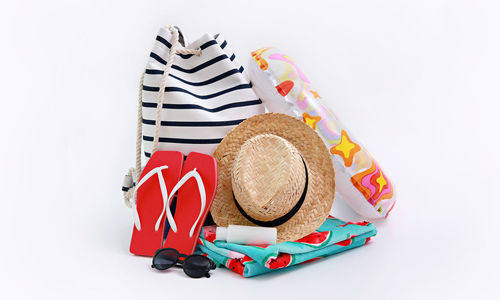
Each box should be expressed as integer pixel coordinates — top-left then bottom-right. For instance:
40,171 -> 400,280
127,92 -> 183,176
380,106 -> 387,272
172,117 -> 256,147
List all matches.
196,216 -> 377,277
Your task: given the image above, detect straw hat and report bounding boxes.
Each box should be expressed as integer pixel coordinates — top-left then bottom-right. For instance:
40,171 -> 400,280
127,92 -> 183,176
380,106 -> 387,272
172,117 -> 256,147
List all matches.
211,113 -> 335,242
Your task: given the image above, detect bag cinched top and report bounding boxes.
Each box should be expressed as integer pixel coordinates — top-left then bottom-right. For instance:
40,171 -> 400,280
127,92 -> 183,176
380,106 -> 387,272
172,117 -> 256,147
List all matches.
123,25 -> 264,207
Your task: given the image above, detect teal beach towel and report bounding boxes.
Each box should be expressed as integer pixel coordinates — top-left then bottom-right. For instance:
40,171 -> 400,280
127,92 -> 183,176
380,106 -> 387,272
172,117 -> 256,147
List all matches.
197,216 -> 377,277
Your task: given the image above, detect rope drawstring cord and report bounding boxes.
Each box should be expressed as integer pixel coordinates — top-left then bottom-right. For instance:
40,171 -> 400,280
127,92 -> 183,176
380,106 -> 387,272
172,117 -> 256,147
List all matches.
123,26 -> 201,208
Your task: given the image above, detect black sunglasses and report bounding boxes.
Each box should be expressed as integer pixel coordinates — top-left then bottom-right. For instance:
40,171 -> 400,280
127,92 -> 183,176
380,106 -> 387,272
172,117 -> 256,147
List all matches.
152,248 -> 216,278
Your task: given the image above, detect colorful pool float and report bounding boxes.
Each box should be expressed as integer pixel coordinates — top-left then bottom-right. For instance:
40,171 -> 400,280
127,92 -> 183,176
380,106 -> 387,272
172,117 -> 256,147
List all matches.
248,47 -> 396,218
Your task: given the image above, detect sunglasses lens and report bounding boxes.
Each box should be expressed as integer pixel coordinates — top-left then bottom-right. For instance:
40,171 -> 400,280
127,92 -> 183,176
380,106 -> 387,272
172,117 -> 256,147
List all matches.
152,249 -> 178,270
183,255 -> 213,278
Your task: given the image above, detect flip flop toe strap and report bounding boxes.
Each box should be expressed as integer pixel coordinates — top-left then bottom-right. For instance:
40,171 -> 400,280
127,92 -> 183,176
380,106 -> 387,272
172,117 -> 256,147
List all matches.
163,169 -> 207,238
132,166 -> 169,231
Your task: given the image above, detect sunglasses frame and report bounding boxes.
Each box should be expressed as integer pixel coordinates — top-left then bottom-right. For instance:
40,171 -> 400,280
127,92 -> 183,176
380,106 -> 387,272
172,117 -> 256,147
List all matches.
151,248 -> 216,278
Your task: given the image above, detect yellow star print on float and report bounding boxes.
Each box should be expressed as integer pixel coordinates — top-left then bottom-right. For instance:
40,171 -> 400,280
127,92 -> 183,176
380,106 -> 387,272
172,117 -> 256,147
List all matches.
302,112 -> 322,130
330,130 -> 361,167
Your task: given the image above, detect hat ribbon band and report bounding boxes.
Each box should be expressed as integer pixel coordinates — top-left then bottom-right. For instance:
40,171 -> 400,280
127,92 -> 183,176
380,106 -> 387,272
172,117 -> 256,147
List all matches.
232,158 -> 309,227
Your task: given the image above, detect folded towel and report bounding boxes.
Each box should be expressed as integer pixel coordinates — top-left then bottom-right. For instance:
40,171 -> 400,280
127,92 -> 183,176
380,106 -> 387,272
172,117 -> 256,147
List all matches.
196,216 -> 377,277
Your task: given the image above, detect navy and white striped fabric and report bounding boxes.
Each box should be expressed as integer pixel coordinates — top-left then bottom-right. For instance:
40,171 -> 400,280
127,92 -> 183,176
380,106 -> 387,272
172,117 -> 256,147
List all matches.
142,28 -> 264,158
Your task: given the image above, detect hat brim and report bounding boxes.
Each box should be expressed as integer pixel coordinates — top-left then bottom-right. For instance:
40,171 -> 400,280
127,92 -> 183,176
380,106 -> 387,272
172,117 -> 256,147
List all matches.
211,113 -> 335,242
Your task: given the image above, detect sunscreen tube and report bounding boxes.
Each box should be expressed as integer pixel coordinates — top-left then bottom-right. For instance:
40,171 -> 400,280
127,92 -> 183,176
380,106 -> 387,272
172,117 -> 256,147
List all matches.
215,225 -> 277,245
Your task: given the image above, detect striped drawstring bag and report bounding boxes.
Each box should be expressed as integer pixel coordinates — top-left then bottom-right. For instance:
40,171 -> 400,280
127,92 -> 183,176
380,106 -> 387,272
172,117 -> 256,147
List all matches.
123,25 -> 264,207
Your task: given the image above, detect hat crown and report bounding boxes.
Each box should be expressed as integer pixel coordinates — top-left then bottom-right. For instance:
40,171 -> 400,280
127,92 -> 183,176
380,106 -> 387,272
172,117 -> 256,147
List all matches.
231,134 -> 306,222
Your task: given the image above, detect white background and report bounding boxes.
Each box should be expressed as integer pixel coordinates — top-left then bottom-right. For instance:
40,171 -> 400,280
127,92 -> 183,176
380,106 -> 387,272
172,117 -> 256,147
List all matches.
1,0 -> 499,299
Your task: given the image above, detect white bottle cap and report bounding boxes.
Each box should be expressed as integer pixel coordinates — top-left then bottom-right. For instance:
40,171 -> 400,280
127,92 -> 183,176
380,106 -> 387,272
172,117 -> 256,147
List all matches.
215,227 -> 227,241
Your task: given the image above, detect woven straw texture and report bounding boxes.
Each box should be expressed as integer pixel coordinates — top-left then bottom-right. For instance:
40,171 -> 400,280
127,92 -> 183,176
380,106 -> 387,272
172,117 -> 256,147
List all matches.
232,134 -> 307,222
211,113 -> 335,242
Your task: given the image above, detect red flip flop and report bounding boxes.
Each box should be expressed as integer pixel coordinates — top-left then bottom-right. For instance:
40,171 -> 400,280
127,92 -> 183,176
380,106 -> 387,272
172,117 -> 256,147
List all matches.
129,151 -> 184,256
162,152 -> 218,255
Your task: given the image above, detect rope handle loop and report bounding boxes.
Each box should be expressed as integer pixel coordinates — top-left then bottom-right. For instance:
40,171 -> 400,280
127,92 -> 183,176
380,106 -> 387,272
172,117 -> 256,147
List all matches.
123,25 -> 201,208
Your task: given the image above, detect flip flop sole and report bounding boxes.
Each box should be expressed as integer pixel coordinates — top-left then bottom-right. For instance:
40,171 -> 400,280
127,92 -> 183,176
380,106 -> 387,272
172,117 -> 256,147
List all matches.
163,152 -> 218,255
130,151 -> 184,256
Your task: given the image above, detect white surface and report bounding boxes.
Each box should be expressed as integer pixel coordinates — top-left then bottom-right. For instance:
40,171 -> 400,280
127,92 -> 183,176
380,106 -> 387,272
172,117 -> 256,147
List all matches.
1,0 -> 499,299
